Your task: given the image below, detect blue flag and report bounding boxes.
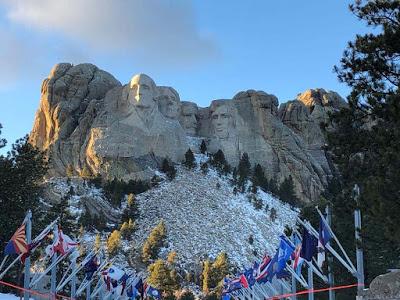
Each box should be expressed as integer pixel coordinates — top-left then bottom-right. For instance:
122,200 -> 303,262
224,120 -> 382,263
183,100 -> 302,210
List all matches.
260,236 -> 294,283
300,228 -> 318,261
318,217 -> 333,267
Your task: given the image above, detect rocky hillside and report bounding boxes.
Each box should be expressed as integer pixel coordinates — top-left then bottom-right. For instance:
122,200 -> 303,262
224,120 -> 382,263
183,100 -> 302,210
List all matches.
43,153 -> 298,273
30,63 -> 347,202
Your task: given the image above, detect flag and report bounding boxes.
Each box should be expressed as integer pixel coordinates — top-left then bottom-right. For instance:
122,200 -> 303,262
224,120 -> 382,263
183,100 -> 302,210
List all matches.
276,236 -> 295,273
291,235 -> 304,275
244,266 -> 255,287
255,255 -> 272,282
46,228 -> 78,256
222,294 -> 231,300
135,278 -> 144,298
300,228 -> 318,261
261,236 -> 294,283
84,256 -> 99,280
317,217 -> 332,268
145,284 -> 161,299
257,254 -> 271,276
127,285 -> 138,299
239,274 -> 249,288
223,277 -> 242,293
4,224 -> 28,255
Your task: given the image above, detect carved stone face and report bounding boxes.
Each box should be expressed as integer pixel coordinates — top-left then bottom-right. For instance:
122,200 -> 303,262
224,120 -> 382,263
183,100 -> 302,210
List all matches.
180,102 -> 198,136
211,105 -> 232,139
158,87 -> 181,120
129,74 -> 156,110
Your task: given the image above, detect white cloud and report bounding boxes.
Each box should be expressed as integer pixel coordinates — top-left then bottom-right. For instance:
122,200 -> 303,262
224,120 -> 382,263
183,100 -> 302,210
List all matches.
1,0 -> 218,66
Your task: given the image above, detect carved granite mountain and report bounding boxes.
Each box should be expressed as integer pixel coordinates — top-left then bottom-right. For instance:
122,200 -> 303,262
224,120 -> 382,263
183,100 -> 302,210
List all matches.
30,63 -> 346,202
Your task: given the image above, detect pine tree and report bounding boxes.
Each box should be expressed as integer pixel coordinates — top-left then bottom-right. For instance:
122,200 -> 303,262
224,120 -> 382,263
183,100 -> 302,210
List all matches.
161,158 -> 177,181
0,135 -> 48,260
278,176 -> 299,206
122,193 -> 139,222
147,259 -> 180,295
107,230 -> 121,256
270,207 -> 277,222
201,162 -> 209,175
326,0 -> 400,285
202,259 -> 211,293
268,177 -> 278,195
66,164 -> 74,177
48,193 -> 77,236
210,149 -> 230,175
237,153 -> 251,192
252,164 -> 268,191
167,251 -> 177,265
200,140 -> 207,154
142,220 -> 167,263
94,234 -> 102,251
211,252 -> 229,287
184,149 -> 196,169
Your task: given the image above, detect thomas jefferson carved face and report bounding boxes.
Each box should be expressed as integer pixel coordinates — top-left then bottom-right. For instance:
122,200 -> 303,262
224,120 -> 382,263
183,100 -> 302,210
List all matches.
158,87 -> 181,120
129,74 -> 156,110
211,105 -> 232,139
180,102 -> 198,136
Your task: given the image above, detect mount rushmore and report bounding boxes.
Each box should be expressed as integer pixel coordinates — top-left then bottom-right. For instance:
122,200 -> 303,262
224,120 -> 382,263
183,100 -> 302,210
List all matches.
30,63 -> 347,202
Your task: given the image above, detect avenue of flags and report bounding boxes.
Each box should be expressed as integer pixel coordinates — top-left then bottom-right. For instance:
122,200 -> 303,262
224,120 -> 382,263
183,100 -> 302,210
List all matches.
0,205 -> 362,300
0,213 -> 161,300
222,217 -> 333,298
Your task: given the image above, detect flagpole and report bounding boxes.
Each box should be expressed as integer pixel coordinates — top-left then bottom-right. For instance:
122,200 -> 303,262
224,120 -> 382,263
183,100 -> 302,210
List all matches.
50,223 -> 58,299
326,205 -> 335,300
71,258 -> 77,299
86,281 -> 91,300
23,210 -> 32,300
353,184 -> 365,300
291,272 -> 296,300
0,256 -> 8,272
307,264 -> 314,300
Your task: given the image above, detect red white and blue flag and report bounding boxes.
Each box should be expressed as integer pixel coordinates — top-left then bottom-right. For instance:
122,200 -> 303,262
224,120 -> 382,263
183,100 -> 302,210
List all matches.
4,224 -> 28,255
291,235 -> 304,274
255,254 -> 272,282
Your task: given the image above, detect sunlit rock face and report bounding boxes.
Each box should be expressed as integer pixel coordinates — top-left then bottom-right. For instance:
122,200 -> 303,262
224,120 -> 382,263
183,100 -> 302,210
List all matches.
30,65 -> 186,181
30,63 -> 346,202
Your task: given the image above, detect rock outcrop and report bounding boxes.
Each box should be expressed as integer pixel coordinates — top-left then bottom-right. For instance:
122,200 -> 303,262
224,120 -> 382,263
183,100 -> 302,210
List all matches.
30,63 -> 347,202
363,270 -> 400,299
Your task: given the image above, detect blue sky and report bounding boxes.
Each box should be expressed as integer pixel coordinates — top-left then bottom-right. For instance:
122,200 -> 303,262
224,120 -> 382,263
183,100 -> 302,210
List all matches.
0,0 -> 368,150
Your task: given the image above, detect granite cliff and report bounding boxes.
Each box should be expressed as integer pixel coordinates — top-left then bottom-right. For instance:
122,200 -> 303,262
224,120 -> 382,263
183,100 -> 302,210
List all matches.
30,63 -> 347,202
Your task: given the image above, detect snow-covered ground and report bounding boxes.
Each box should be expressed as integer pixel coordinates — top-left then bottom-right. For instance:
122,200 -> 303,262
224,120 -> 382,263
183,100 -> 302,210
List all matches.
132,153 -> 299,269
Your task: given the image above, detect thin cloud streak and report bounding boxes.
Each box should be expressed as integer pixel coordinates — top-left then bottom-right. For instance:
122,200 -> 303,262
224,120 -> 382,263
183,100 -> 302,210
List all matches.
2,0 -> 218,66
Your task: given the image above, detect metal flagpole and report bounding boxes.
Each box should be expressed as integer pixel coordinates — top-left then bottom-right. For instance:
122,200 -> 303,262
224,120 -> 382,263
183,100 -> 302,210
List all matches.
71,258 -> 76,299
23,210 -> 32,300
307,264 -> 314,300
326,205 -> 335,300
86,281 -> 91,300
291,273 -> 297,300
297,217 -> 357,275
353,184 -> 365,300
50,223 -> 58,299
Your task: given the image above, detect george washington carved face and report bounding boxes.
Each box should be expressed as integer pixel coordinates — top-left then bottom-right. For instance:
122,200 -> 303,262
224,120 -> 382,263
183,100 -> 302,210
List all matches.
129,74 -> 157,110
